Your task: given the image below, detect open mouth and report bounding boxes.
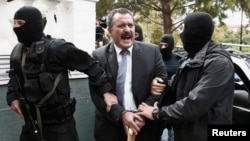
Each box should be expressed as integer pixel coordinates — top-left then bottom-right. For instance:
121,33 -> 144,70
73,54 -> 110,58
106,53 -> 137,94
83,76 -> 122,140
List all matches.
121,32 -> 132,40
122,36 -> 131,40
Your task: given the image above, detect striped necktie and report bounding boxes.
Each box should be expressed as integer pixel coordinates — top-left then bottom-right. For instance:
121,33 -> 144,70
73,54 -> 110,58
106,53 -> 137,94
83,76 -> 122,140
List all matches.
116,49 -> 129,105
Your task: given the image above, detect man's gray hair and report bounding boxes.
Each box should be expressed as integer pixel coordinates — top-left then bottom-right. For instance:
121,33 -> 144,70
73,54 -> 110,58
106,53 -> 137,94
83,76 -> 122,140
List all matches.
107,8 -> 134,27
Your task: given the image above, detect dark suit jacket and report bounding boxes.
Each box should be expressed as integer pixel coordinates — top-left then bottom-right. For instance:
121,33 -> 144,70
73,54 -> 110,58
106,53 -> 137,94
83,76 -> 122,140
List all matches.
89,41 -> 167,141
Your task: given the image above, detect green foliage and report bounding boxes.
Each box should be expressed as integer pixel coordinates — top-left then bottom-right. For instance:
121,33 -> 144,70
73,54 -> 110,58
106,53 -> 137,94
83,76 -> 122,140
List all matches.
150,25 -> 163,44
215,25 -> 250,52
172,30 -> 182,46
96,0 -> 250,48
96,0 -> 115,17
223,28 -> 250,45
212,25 -> 229,44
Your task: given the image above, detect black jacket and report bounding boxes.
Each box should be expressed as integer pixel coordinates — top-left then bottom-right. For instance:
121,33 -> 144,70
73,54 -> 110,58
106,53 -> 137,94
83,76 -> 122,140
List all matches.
160,41 -> 235,141
6,35 -> 112,122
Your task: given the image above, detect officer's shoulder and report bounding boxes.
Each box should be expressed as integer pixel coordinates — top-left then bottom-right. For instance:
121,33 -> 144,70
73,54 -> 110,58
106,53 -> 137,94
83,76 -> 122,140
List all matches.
135,41 -> 158,50
45,35 -> 67,47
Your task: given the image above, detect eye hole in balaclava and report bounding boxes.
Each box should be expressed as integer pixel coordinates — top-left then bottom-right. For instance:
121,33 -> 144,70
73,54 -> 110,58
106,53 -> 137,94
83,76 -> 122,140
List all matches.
180,12 -> 214,57
13,6 -> 44,47
159,34 -> 174,61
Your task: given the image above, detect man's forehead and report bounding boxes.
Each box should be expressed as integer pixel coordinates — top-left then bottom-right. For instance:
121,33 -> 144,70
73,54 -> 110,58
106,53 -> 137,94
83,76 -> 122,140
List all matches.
113,13 -> 133,22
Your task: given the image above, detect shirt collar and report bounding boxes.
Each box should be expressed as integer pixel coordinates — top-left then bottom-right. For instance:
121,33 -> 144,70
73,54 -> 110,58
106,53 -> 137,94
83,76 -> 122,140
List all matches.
114,44 -> 133,55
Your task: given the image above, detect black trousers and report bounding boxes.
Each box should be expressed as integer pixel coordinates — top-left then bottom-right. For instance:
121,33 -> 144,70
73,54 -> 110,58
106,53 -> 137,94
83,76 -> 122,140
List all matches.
20,117 -> 79,141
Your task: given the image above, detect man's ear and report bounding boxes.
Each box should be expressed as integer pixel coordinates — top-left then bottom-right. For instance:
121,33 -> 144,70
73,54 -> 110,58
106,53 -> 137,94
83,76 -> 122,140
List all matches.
107,27 -> 112,34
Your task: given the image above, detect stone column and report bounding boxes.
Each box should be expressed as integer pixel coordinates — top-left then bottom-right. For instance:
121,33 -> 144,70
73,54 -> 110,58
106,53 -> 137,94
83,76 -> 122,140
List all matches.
33,0 -> 60,37
55,0 -> 98,78
0,1 -> 13,54
56,0 -> 97,54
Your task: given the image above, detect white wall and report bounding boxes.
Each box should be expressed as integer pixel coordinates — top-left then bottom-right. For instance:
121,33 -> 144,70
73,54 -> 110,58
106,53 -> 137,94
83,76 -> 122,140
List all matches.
1,0 -> 98,54
0,0 -> 99,84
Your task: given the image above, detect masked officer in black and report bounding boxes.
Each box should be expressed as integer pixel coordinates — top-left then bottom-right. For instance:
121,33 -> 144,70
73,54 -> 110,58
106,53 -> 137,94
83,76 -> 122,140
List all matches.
6,6 -> 113,141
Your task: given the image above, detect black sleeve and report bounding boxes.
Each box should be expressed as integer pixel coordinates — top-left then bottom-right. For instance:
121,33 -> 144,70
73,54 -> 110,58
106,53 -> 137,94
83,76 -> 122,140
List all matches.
6,70 -> 22,106
50,42 -> 113,95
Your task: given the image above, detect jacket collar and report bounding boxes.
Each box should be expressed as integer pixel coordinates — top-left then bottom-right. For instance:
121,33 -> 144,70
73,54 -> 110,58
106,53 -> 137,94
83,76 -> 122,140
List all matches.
180,41 -> 211,69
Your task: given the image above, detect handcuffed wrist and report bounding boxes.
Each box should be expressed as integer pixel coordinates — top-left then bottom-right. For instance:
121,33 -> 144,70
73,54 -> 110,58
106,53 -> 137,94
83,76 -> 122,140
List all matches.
119,110 -> 138,119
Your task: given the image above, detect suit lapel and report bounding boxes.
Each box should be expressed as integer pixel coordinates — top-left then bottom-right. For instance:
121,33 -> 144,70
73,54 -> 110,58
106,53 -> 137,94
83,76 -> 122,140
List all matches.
107,43 -> 118,82
132,43 -> 142,88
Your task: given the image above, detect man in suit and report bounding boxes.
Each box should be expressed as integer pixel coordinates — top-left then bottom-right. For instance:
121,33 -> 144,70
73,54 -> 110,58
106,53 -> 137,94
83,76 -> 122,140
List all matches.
89,8 -> 167,141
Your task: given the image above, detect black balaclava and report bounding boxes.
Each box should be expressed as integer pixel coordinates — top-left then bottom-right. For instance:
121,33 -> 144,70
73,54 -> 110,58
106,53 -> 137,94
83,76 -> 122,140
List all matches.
135,24 -> 143,41
13,6 -> 44,47
159,34 -> 174,61
180,12 -> 214,57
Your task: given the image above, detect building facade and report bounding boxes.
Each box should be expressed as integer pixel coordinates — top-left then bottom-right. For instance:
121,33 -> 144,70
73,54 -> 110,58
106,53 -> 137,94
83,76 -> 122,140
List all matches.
0,0 -> 98,84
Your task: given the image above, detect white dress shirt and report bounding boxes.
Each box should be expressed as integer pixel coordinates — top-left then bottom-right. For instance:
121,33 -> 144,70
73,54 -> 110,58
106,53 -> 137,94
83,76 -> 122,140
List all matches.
114,45 -> 137,111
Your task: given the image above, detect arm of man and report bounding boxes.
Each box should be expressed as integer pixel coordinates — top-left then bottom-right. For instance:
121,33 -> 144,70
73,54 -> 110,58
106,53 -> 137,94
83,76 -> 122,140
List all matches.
144,45 -> 168,106
89,47 -> 127,124
55,42 -> 113,95
151,77 -> 166,95
6,69 -> 23,119
51,42 -> 121,124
